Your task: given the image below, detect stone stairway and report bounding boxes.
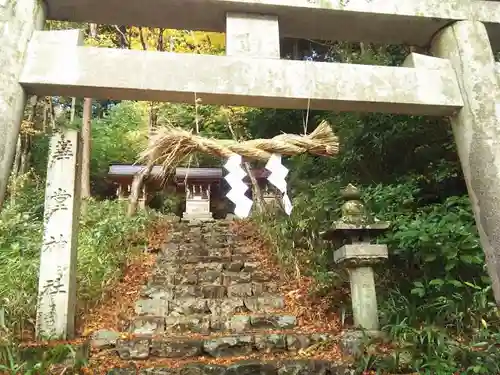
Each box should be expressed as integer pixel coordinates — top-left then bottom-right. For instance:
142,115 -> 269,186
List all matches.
104,220 -> 353,374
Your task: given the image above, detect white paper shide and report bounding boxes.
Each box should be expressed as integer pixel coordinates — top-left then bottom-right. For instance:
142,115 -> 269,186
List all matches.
224,154 -> 253,218
265,154 -> 293,215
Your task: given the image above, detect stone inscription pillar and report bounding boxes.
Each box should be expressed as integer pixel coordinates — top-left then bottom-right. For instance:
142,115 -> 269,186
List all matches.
431,21 -> 500,305
0,0 -> 46,209
36,130 -> 82,339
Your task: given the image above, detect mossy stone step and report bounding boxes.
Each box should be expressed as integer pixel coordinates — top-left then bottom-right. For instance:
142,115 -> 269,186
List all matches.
142,282 -> 277,299
136,296 -> 285,316
156,261 -> 261,273
116,332 -> 336,359
128,314 -> 297,335
159,255 -> 248,265
150,270 -> 273,287
108,360 -> 354,375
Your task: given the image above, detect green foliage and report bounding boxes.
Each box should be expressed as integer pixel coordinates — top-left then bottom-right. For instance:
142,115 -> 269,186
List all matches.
256,170 -> 499,373
0,341 -> 87,374
90,101 -> 148,177
250,91 -> 495,373
0,173 -> 152,338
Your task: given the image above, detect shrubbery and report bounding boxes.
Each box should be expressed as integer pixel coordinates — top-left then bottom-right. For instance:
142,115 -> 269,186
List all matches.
0,172 -> 154,371
254,173 -> 500,374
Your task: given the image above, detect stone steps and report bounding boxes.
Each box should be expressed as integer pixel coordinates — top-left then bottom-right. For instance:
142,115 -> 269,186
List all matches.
116,331 -> 337,360
150,270 -> 273,287
159,255 -> 246,265
90,221 -> 352,373
142,282 -> 277,299
108,359 -> 353,375
155,260 -> 261,273
128,314 -> 297,335
135,296 -> 286,316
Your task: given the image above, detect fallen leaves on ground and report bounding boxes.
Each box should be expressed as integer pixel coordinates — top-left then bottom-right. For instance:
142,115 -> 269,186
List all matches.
78,218 -> 173,337
231,220 -> 344,333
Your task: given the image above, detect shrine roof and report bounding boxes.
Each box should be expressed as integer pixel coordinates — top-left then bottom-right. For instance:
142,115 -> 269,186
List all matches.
108,164 -> 270,183
108,164 -> 163,178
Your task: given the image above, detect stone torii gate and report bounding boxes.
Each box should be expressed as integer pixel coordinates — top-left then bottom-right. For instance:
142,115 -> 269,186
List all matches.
2,0 -> 500,338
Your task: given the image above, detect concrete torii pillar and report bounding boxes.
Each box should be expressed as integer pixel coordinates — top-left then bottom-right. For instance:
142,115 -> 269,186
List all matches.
0,0 -> 46,209
428,21 -> 500,305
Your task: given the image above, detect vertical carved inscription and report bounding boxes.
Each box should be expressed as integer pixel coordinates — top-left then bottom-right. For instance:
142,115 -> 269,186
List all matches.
36,130 -> 81,340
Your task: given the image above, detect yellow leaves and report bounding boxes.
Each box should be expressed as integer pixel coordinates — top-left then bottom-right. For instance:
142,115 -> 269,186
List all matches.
481,318 -> 488,329
20,119 -> 41,135
107,27 -> 225,54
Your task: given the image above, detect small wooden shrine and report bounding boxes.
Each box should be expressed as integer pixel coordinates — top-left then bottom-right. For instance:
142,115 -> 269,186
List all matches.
107,164 -> 279,217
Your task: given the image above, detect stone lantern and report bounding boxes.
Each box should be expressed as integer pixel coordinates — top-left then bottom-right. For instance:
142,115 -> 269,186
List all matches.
322,184 -> 390,333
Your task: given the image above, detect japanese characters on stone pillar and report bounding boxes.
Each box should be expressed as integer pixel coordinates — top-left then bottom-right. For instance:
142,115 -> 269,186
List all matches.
322,184 -> 390,334
36,130 -> 82,339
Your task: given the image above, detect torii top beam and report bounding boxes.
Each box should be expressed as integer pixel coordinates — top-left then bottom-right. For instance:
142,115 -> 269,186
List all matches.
44,0 -> 500,48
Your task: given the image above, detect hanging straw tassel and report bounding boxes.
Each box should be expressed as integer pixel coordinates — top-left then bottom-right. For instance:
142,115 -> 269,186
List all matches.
139,120 -> 339,174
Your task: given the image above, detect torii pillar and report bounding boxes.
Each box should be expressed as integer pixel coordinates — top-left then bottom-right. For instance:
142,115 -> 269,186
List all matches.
0,0 -> 46,209
429,21 -> 500,304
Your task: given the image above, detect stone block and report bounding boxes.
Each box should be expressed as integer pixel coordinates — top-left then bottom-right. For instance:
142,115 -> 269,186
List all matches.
254,333 -> 287,352
242,262 -> 259,272
226,13 -> 280,59
202,285 -> 227,298
116,337 -> 150,359
227,283 -> 253,297
333,244 -> 388,266
198,271 -> 223,285
135,299 -> 168,317
174,272 -> 199,285
174,285 -> 204,298
226,315 -> 251,333
285,335 -> 311,352
164,315 -> 210,334
178,364 -> 226,375
225,362 -> 276,375
244,296 -> 285,312
207,298 -> 246,316
203,335 -> 254,357
129,316 -> 165,335
168,298 -> 209,316
91,329 -> 120,349
225,261 -> 244,272
250,315 -> 296,330
140,368 -> 178,375
151,337 -> 203,358
223,272 -> 252,285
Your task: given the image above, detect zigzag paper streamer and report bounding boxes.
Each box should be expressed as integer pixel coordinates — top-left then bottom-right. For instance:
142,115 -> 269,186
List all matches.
224,154 -> 253,218
265,154 -> 293,215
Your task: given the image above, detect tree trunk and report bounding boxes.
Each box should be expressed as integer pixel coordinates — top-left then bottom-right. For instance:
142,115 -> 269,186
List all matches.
225,116 -> 265,213
127,102 -> 157,217
243,161 -> 265,213
80,23 -> 98,215
127,165 -> 153,217
80,97 -> 92,214
48,96 -> 57,129
70,97 -> 77,123
18,95 -> 38,175
19,134 -> 31,175
12,138 -> 22,179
